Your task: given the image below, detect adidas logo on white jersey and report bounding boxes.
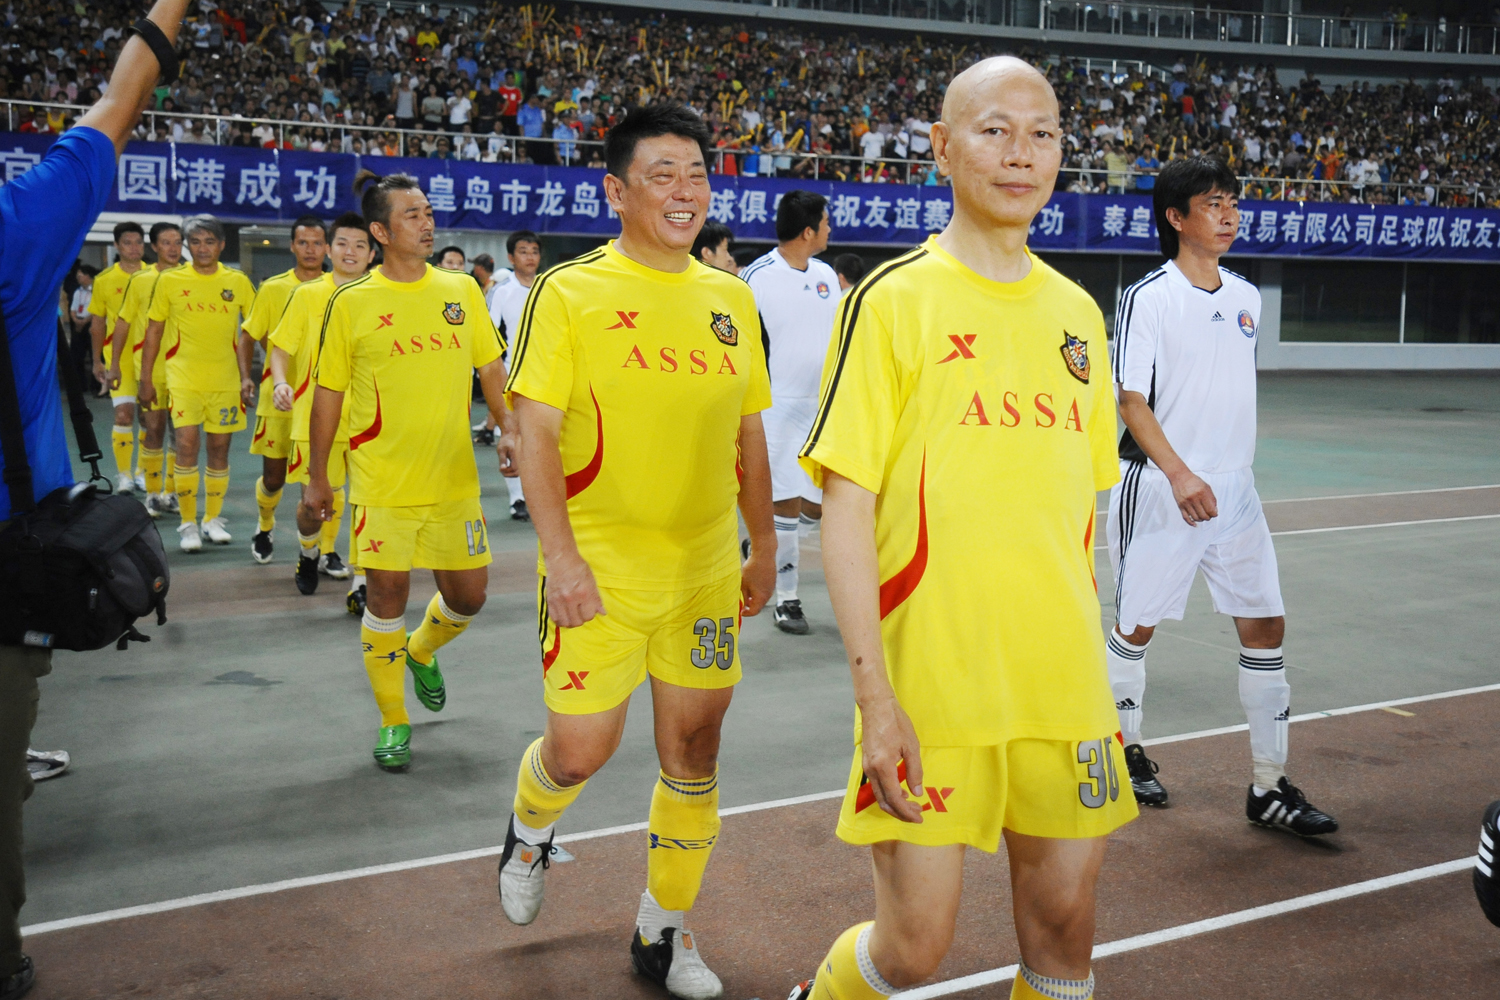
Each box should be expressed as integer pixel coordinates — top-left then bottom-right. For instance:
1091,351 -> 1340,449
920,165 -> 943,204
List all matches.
1211,311 -> 1226,321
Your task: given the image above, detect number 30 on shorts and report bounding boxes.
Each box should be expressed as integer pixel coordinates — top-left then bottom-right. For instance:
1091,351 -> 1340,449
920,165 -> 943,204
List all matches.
1077,737 -> 1122,809
690,617 -> 735,670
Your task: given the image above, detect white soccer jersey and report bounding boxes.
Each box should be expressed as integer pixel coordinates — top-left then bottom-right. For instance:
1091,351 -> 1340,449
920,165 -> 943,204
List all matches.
1113,259 -> 1261,474
741,249 -> 842,401
487,271 -> 533,362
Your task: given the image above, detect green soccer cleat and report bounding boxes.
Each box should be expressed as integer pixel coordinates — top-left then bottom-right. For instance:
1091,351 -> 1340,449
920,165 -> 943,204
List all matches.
373,724 -> 412,770
406,640 -> 447,713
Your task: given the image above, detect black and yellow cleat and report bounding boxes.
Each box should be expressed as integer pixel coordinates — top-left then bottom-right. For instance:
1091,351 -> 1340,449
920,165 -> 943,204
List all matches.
294,553 -> 319,595
373,724 -> 411,770
346,583 -> 367,616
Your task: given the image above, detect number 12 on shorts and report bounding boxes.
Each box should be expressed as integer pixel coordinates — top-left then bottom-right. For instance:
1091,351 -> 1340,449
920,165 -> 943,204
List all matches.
464,518 -> 487,556
690,617 -> 735,670
1077,736 -> 1121,808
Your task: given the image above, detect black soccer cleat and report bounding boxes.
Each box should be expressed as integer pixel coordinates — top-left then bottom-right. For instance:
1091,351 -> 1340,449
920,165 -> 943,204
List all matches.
474,427 -> 495,446
0,954 -> 34,1000
785,979 -> 815,1000
250,530 -> 274,565
1247,777 -> 1338,836
346,583 -> 367,616
1124,743 -> 1168,807
294,553 -> 320,595
774,599 -> 810,635
511,499 -> 530,522
1474,799 -> 1500,927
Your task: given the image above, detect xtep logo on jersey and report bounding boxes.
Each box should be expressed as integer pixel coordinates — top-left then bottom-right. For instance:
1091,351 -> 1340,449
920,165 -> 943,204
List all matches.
376,313 -> 395,329
606,310 -> 639,329
936,334 -> 978,364
1211,311 -> 1226,322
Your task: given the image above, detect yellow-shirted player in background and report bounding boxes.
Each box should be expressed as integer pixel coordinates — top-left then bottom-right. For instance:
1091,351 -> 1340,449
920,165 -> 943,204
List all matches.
89,221 -> 146,495
789,59 -> 1135,1000
498,104 -> 776,1000
239,214 -> 330,567
110,222 -> 183,520
139,215 -> 256,553
269,211 -> 374,606
304,173 -> 516,770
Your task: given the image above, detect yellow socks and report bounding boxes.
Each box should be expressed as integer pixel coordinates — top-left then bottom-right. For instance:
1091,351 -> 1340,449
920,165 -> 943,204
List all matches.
255,475 -> 282,533
513,737 -> 585,837
646,769 -> 721,912
407,592 -> 474,666
111,426 -> 134,476
163,452 -> 176,494
1011,964 -> 1093,1000
320,487 -> 345,553
204,467 -> 229,521
175,465 -> 199,523
360,611 -> 409,727
808,922 -> 896,1000
139,446 -> 164,494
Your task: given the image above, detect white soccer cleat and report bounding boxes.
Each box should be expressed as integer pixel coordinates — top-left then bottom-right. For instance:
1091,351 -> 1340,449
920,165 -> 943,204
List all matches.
178,522 -> 203,552
134,472 -> 147,492
632,923 -> 724,1000
202,516 -> 232,544
497,817 -> 550,926
114,471 -> 136,495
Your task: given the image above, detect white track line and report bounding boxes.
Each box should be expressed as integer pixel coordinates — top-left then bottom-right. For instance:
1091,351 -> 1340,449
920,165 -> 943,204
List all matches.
895,857 -> 1474,999
22,683 -> 1500,938
1271,513 -> 1500,536
1099,482 -> 1500,515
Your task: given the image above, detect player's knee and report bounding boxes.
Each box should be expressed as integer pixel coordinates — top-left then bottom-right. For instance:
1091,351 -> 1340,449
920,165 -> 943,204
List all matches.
113,411 -> 134,428
1022,881 -> 1094,941
1118,623 -> 1154,645
546,747 -> 608,787
445,591 -> 486,617
878,922 -> 953,985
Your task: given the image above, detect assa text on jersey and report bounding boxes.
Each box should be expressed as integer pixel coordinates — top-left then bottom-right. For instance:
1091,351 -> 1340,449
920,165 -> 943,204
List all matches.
389,332 -> 464,355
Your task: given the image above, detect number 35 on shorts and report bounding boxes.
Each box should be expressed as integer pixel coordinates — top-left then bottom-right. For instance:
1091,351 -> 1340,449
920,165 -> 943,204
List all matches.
690,617 -> 735,670
1077,736 -> 1122,808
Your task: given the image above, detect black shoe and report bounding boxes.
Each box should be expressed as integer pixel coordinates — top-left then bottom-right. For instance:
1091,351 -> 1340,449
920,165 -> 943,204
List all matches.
511,499 -> 530,522
250,530 -> 273,565
774,599 -> 810,635
630,924 -> 722,998
1475,799 -> 1500,926
785,980 -> 814,1000
295,553 -> 320,595
1247,777 -> 1338,836
0,955 -> 34,1000
1124,743 -> 1168,807
474,427 -> 495,445
319,551 -> 351,579
346,583 -> 367,616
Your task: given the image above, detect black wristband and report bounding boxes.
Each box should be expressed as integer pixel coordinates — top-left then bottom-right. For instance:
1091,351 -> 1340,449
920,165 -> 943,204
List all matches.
128,18 -> 179,84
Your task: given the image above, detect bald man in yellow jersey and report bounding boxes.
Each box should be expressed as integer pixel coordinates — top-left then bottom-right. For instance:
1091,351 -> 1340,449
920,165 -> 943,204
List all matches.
110,222 -> 182,519
89,221 -> 146,494
788,59 -> 1135,1000
269,212 -> 374,607
498,104 -> 776,1000
305,173 -> 515,770
240,215 -> 330,567
139,215 -> 257,552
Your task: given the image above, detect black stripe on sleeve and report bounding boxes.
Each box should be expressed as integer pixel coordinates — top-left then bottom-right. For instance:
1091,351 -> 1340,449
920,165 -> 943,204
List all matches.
311,272 -> 372,379
1112,268 -> 1165,384
505,249 -> 607,389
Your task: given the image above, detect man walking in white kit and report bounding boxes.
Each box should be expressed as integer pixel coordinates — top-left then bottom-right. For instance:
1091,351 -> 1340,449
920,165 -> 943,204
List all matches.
742,191 -> 841,635
487,229 -> 542,522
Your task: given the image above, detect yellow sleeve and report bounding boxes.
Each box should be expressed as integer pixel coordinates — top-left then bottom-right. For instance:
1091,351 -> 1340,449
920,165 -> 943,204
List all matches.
268,288 -> 306,357
146,273 -> 173,323
467,281 -> 502,369
86,269 -> 111,317
798,294 -> 902,494
237,273 -> 257,325
740,310 -> 772,416
314,292 -> 352,393
503,277 -> 573,411
118,281 -> 140,326
1087,323 -> 1120,492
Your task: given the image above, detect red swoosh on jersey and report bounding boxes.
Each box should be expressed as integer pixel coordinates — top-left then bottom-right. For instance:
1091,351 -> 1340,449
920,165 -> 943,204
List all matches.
163,340 -> 180,361
563,385 -> 603,500
349,377 -> 382,450
261,367 -> 272,382
1084,512 -> 1097,593
132,340 -> 144,353
878,452 -> 927,620
292,368 -> 311,401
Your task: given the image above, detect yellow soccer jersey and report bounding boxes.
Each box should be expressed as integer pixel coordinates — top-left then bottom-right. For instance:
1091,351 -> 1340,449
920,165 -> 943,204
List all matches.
315,265 -> 502,507
243,268 -> 309,418
799,237 -> 1120,746
505,241 -> 772,590
268,273 -> 351,442
147,263 -> 256,394
86,262 -> 141,355
118,266 -> 178,373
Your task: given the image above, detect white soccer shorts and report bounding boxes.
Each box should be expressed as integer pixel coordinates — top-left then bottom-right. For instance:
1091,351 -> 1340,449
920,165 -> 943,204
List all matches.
762,394 -> 821,504
1107,463 -> 1284,632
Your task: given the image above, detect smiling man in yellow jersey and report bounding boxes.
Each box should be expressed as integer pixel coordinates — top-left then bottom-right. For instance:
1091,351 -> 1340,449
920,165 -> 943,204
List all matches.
499,103 -> 776,1000
269,212 -> 374,604
139,215 -> 257,553
239,214 -> 330,567
89,221 -> 146,495
304,172 -> 516,771
111,222 -> 183,519
788,58 -> 1134,1000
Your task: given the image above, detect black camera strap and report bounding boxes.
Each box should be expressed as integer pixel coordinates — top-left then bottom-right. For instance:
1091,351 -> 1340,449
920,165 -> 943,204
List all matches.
54,316 -> 107,487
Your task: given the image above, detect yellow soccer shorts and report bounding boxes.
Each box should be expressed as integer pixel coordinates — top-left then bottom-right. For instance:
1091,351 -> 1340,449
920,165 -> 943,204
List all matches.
287,439 -> 348,488
537,571 -> 743,715
249,414 -> 293,458
352,497 -> 490,572
112,352 -> 167,408
170,388 -> 246,432
836,734 -> 1138,852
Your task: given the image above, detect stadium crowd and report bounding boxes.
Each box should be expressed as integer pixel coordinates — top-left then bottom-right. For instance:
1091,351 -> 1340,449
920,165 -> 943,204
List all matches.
2,0 -> 1498,203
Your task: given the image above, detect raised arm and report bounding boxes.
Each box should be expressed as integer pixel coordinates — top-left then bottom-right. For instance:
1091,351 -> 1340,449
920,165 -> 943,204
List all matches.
76,0 -> 192,155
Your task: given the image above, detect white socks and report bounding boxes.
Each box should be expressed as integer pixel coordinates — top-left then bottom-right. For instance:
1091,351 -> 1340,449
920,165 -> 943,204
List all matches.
298,531 -> 319,558
1239,645 -> 1290,789
774,514 -> 799,602
798,511 -> 818,539
636,889 -> 683,944
1106,628 -> 1149,745
512,814 -> 553,846
505,473 -> 525,505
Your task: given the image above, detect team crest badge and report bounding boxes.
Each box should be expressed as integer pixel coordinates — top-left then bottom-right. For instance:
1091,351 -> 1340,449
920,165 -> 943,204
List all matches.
1059,331 -> 1090,384
815,281 -> 831,299
710,311 -> 738,346
443,301 -> 466,325
220,288 -> 234,302
1238,309 -> 1256,338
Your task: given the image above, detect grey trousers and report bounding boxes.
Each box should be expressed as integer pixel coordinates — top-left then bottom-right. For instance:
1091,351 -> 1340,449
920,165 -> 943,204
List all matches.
0,643 -> 50,976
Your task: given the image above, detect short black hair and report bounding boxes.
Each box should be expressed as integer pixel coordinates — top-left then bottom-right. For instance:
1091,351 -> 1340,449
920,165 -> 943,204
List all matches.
112,221 -> 144,242
775,190 -> 828,243
833,253 -> 867,285
506,230 -> 541,255
1153,155 -> 1239,258
471,252 -> 496,274
604,102 -> 712,180
354,169 -> 422,231
733,247 -> 759,269
692,219 -> 733,261
291,214 -> 328,241
437,244 -> 466,265
329,211 -> 369,241
148,221 -> 181,244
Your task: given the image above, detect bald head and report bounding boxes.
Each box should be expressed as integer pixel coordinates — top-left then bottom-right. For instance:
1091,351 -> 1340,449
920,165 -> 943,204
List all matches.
941,56 -> 1057,129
